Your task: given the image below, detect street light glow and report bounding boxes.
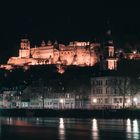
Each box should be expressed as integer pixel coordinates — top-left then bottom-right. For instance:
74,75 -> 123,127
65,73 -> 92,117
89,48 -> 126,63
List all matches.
133,50 -> 137,54
60,99 -> 64,103
93,98 -> 97,103
127,99 -> 130,103
133,98 -> 137,102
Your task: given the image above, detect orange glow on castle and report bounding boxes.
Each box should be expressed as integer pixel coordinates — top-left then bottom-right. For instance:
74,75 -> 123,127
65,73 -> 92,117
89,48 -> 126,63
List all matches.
1,39 -> 100,69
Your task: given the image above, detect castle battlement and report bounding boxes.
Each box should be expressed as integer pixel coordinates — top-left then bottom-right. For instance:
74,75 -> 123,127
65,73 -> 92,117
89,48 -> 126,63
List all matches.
3,35 -> 139,71
4,39 -> 100,69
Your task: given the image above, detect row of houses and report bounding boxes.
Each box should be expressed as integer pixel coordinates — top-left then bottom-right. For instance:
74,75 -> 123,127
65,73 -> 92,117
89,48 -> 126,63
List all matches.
0,76 -> 140,109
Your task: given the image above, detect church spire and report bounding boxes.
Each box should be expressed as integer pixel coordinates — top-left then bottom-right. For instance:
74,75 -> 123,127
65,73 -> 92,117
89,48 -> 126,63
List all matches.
101,21 -> 118,71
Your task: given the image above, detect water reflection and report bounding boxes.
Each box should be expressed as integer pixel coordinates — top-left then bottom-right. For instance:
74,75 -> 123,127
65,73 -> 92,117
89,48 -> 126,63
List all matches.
6,117 -> 12,125
126,119 -> 140,140
0,117 -> 140,140
4,117 -> 31,126
92,119 -> 98,140
133,119 -> 139,139
126,119 -> 131,132
126,119 -> 132,139
59,118 -> 65,140
0,119 -> 1,137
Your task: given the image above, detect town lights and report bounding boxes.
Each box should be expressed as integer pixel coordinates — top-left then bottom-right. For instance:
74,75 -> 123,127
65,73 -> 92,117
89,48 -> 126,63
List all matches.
59,99 -> 64,109
133,98 -> 138,108
133,50 -> 137,54
133,98 -> 137,103
127,99 -> 130,103
93,98 -> 97,103
60,99 -> 64,103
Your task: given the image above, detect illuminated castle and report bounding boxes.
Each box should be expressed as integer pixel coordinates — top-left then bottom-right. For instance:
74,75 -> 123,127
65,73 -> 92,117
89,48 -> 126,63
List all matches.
3,39 -> 100,68
1,30 -> 125,71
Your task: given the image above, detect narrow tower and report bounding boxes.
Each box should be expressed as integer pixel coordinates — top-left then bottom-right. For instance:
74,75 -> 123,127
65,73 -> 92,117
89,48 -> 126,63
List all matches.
19,39 -> 30,58
105,30 -> 118,70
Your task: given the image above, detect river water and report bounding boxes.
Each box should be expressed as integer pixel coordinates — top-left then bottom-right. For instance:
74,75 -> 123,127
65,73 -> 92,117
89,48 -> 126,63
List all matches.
0,117 -> 139,140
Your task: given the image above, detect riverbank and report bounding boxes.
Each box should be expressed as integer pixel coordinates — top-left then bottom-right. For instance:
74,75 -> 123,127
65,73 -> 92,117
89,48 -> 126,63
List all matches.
0,108 -> 140,118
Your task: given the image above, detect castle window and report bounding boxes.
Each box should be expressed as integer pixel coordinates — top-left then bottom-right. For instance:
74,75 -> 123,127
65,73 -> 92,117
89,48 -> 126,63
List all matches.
109,51 -> 113,57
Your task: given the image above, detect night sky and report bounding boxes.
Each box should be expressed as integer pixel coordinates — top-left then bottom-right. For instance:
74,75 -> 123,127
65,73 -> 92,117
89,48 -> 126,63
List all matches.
0,0 -> 140,62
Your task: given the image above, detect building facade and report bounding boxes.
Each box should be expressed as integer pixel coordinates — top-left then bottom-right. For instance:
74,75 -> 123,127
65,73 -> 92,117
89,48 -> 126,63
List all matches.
91,76 -> 132,109
0,76 -> 140,109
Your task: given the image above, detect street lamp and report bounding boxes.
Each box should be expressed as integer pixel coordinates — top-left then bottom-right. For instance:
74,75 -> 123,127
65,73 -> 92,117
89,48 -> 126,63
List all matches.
93,98 -> 97,103
133,50 -> 137,54
133,98 -> 137,102
59,99 -> 64,109
60,99 -> 64,103
127,99 -> 130,103
133,97 -> 138,107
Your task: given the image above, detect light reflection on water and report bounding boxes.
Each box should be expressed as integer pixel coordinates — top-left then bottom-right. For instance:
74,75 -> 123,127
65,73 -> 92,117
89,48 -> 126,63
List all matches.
92,119 -> 98,140
126,119 -> 140,140
0,119 -> 1,137
0,117 -> 140,140
133,119 -> 139,139
59,118 -> 65,140
126,119 -> 132,139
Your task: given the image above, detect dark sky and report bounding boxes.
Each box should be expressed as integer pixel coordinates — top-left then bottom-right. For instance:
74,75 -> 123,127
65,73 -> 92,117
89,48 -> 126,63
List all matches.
0,0 -> 140,62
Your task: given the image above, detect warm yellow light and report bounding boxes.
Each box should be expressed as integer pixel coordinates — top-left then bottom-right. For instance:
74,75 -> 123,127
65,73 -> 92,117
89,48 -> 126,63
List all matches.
127,99 -> 130,103
60,99 -> 64,103
133,50 -> 137,54
133,98 -> 137,102
93,98 -> 97,103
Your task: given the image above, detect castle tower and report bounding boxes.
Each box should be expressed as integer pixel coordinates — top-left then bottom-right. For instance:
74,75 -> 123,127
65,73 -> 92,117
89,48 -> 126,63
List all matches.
20,39 -> 30,49
19,39 -> 31,58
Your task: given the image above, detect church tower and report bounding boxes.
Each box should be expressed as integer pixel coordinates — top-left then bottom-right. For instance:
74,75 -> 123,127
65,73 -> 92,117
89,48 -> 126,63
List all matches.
105,30 -> 118,70
19,39 -> 30,58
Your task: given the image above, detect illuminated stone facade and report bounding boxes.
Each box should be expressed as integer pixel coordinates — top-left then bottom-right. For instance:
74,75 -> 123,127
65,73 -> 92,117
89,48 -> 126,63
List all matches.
7,39 -> 99,67
2,29 -> 140,71
124,52 -> 140,60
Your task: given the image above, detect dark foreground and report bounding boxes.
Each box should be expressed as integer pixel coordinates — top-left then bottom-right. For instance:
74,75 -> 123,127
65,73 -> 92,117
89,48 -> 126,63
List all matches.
0,109 -> 140,118
0,117 -> 140,140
